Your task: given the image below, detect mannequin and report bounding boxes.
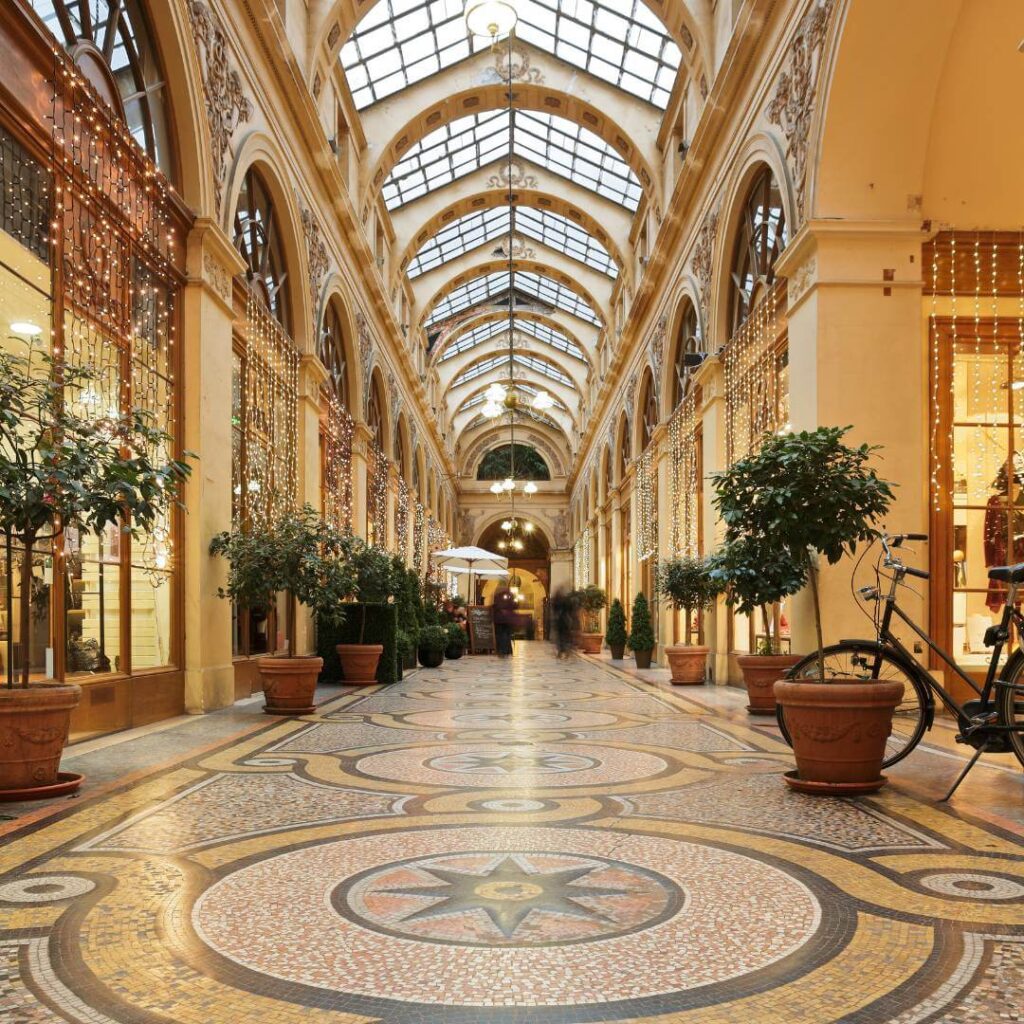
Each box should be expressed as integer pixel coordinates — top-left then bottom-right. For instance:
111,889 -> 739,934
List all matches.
984,459 -> 1024,611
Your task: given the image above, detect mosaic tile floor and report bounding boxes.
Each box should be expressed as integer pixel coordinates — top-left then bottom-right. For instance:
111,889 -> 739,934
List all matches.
1,644 -> 1023,1023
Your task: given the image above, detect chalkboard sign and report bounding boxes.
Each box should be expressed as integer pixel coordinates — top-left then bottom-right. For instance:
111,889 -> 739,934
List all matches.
467,605 -> 496,654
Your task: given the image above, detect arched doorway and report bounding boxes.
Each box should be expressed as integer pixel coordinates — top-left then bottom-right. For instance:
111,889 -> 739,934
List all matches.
476,519 -> 551,640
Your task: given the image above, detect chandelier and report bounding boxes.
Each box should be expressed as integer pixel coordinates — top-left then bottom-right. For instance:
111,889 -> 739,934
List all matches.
496,515 -> 534,553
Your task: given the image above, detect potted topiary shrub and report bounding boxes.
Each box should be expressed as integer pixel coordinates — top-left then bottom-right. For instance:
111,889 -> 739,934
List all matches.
657,555 -> 724,685
444,622 -> 466,660
334,536 -> 397,684
568,589 -> 583,649
605,598 -> 628,659
577,584 -> 608,654
417,624 -> 448,668
713,426 -> 896,793
0,352 -> 193,795
709,538 -> 805,712
628,592 -> 656,669
211,505 -> 354,714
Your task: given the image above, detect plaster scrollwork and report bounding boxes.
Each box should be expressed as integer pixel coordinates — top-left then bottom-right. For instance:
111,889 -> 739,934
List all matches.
493,233 -> 536,261
202,251 -> 232,304
691,207 -> 719,327
487,160 -> 538,190
388,371 -> 403,424
409,422 -> 418,455
766,0 -> 837,224
788,254 -> 818,306
300,206 -> 330,322
187,1 -> 253,215
494,43 -> 544,84
356,311 -> 374,410
649,313 -> 668,382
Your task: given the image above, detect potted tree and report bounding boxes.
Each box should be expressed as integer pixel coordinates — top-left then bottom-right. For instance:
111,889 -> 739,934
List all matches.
714,426 -> 896,793
576,584 -> 608,654
444,622 -> 466,660
568,589 -> 583,649
657,555 -> 724,685
417,624 -> 448,668
210,505 -> 354,714
335,536 -> 396,684
0,352 -> 193,795
605,598 -> 628,659
628,592 -> 656,669
710,538 -> 805,711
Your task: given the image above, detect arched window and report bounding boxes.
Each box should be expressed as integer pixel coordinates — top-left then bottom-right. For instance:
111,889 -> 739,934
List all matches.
476,444 -> 550,481
319,301 -> 349,408
366,377 -> 384,449
32,0 -> 172,176
617,418 -> 629,483
729,166 -> 787,334
604,446 -> 613,497
234,167 -> 291,331
394,423 -> 409,482
639,374 -> 658,453
671,301 -> 701,409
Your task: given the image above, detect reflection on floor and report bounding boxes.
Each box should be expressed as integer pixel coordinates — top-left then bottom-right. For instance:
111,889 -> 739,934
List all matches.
1,643 -> 1022,1023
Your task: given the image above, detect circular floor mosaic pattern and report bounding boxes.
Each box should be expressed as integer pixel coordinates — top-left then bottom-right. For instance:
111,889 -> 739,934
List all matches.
404,708 -> 622,730
193,826 -> 821,1007
354,742 -> 668,788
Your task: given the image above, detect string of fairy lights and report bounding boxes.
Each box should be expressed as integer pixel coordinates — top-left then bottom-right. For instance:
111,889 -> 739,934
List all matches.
50,45 -> 180,584
574,524 -> 592,587
668,391 -> 700,557
427,517 -> 448,588
367,443 -> 390,549
634,444 -> 658,562
413,500 -> 425,575
723,279 -> 788,463
243,291 -> 299,526
322,391 -> 354,532
928,230 -> 1024,512
395,477 -> 410,557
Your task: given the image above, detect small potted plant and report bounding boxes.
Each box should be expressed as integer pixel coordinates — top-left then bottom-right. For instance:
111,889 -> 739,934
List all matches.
417,624 -> 448,668
444,622 -> 466,660
628,591 -> 656,669
709,538 -> 805,711
211,505 -> 354,714
657,555 -> 724,685
605,598 -> 628,659
335,536 -> 396,684
713,426 -> 896,793
576,584 -> 608,653
0,352 -> 193,794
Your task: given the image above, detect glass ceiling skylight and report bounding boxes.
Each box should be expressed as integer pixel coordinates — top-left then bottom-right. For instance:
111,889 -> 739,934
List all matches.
440,318 -> 585,362
426,270 -> 601,328
383,111 -> 641,211
342,0 -> 681,111
462,383 -> 568,413
451,352 -> 575,390
408,206 -> 617,278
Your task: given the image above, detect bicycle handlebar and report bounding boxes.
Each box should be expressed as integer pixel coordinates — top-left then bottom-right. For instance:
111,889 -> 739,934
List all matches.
902,565 -> 930,581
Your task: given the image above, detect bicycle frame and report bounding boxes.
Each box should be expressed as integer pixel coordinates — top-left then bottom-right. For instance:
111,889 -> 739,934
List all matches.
872,565 -> 1023,733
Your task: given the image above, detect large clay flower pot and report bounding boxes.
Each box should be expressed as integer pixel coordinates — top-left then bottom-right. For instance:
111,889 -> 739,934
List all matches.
0,683 -> 81,791
609,644 -> 625,660
579,632 -> 603,654
666,644 -> 709,685
773,678 -> 904,794
737,654 -> 802,714
418,648 -> 444,668
258,656 -> 323,715
633,648 -> 653,670
336,643 -> 383,685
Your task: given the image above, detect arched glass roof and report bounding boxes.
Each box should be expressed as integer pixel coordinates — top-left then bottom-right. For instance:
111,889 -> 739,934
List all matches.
342,0 -> 681,111
425,270 -> 601,328
440,319 -> 586,362
462,382 -> 569,414
408,206 -> 617,278
383,110 -> 642,211
451,352 -> 575,389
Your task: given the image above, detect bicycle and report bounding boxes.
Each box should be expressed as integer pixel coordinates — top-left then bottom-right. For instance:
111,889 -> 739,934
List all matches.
776,532 -> 1024,800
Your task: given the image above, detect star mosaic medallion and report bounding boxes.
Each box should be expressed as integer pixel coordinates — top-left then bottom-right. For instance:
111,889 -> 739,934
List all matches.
426,749 -> 598,774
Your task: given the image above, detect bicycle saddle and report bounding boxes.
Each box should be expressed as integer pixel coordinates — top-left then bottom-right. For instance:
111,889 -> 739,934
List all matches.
987,563 -> 1024,583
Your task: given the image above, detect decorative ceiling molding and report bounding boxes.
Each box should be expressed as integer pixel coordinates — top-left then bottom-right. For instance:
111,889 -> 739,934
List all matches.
356,311 -> 374,411
691,206 -> 719,328
300,204 -> 330,323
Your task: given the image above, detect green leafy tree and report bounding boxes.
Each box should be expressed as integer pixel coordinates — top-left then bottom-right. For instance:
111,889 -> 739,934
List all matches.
210,504 -> 356,645
476,443 -> 551,481
0,351 -> 193,688
628,592 -> 655,653
335,536 -> 398,643
577,584 -> 608,632
605,598 -> 628,648
445,622 -> 466,651
656,555 -> 724,645
711,426 -> 894,677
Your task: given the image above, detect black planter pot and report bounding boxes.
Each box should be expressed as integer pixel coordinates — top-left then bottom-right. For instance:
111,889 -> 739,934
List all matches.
445,645 -> 465,660
633,648 -> 653,669
418,648 -> 445,668
609,644 -> 625,660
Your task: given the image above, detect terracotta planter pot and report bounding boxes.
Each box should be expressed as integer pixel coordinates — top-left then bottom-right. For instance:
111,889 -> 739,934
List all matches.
579,632 -> 603,654
773,678 -> 904,794
0,683 -> 81,791
666,644 -> 709,685
418,648 -> 444,668
336,643 -> 384,685
258,656 -> 323,715
571,630 -> 583,649
737,654 -> 803,714
608,643 -> 625,660
633,648 -> 653,669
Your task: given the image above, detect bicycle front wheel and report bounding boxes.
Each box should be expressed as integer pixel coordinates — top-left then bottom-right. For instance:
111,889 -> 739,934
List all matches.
776,641 -> 930,769
996,657 -> 1024,770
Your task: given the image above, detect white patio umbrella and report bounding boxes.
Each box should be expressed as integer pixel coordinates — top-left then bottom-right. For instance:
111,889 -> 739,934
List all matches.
431,546 -> 508,602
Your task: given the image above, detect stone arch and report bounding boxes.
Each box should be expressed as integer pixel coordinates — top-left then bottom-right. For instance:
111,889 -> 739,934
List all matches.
460,422 -> 569,479
614,411 -> 631,486
632,367 -> 659,458
393,411 -> 412,484
366,365 -> 392,455
432,310 -> 594,369
661,284 -> 703,419
318,279 -> 361,414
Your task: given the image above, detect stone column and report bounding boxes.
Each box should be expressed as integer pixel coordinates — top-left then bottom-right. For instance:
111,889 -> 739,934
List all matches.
779,221 -> 928,659
181,219 -> 245,713
653,426 -> 672,662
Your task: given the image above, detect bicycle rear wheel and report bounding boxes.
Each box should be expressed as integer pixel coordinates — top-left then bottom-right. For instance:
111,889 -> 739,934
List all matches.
776,641 -> 930,769
996,658 -> 1024,770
